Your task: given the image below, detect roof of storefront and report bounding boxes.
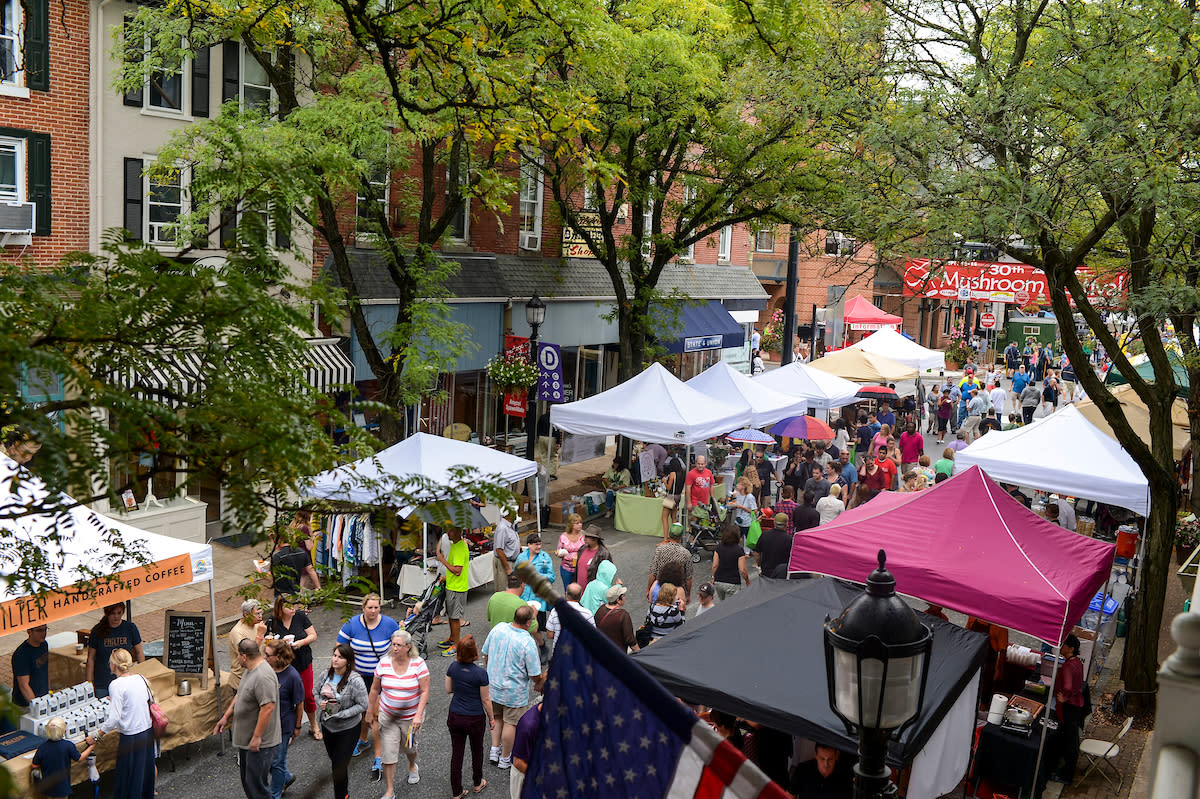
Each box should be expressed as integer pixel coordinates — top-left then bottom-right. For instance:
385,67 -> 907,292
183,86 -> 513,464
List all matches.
322,249 -> 768,305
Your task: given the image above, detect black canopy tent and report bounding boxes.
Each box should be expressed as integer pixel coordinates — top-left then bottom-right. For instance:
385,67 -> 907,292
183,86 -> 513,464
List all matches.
632,577 -> 988,767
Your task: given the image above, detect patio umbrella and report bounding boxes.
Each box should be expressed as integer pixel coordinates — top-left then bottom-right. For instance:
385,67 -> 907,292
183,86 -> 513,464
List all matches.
768,415 -> 835,441
726,428 -> 776,445
856,385 -> 898,402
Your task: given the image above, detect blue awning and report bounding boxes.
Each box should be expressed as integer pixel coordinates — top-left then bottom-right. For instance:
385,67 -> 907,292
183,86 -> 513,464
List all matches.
657,300 -> 747,354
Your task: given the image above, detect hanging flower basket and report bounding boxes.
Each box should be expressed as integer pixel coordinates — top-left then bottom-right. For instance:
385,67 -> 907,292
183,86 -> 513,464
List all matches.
759,308 -> 784,353
486,350 -> 539,391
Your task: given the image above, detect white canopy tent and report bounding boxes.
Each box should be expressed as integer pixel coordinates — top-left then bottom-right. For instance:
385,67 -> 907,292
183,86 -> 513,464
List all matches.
549,362 -> 752,444
954,404 -> 1150,516
848,327 -> 945,372
686,361 -> 808,428
752,361 -> 861,410
303,433 -> 540,595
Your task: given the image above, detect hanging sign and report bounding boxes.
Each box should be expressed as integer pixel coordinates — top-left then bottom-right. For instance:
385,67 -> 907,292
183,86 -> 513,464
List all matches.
504,391 -> 527,418
536,343 -> 565,402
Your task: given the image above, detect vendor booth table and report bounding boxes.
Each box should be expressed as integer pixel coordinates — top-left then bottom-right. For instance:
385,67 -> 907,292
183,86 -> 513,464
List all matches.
972,719 -> 1060,798
614,493 -> 664,537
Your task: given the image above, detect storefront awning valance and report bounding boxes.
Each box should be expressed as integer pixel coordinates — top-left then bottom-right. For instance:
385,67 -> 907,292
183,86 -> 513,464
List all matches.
304,338 -> 355,393
656,300 -> 746,354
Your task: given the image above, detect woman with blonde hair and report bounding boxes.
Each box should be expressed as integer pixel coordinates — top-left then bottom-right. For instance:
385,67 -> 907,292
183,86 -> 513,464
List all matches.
85,648 -> 155,798
647,583 -> 685,638
368,629 -> 431,796
556,514 -> 585,587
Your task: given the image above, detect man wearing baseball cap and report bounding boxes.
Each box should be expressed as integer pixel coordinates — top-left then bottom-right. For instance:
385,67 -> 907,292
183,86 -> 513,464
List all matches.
594,585 -> 638,652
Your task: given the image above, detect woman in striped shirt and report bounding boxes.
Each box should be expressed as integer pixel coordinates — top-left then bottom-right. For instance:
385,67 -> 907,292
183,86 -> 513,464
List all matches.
367,629 -> 431,798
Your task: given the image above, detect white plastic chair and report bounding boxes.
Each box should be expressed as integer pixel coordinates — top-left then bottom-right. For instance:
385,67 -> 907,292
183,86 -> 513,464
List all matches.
1076,716 -> 1134,793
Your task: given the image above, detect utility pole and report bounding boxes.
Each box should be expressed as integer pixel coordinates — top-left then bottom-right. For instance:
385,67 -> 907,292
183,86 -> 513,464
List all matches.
781,224 -> 799,365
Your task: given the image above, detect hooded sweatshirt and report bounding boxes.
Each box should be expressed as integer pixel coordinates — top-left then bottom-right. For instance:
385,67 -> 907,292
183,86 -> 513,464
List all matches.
580,559 -> 617,614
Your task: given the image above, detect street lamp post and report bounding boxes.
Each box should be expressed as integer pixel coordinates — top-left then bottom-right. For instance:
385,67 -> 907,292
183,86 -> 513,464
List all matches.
524,293 -> 547,460
824,550 -> 933,799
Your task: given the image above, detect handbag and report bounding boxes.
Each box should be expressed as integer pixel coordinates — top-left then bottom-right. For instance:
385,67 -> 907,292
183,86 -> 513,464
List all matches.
661,497 -> 676,510
143,677 -> 169,738
745,516 -> 763,549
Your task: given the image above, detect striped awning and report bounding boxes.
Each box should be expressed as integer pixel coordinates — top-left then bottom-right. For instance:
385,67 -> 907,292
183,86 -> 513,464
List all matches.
109,339 -> 354,404
304,338 -> 354,393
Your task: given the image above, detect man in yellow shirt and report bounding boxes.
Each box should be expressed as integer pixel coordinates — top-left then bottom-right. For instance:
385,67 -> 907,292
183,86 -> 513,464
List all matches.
437,528 -> 471,657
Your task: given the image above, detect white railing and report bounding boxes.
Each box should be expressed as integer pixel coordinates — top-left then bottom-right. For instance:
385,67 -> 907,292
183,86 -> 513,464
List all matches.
1146,576 -> 1200,797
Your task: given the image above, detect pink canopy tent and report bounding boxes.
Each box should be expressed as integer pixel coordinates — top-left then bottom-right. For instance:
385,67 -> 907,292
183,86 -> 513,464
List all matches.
787,466 -> 1115,645
843,295 -> 903,331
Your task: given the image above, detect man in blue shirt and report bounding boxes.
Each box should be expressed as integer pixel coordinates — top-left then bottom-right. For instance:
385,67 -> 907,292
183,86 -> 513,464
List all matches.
1010,364 -> 1030,413
877,402 -> 896,430
12,624 -> 49,708
838,450 -> 858,507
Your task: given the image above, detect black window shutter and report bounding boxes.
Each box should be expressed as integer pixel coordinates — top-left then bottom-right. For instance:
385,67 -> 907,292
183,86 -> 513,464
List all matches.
273,203 -> 291,249
27,132 -> 50,235
122,18 -> 144,107
124,158 -> 144,240
220,205 -> 237,248
221,41 -> 239,104
192,46 -> 211,117
24,0 -> 49,91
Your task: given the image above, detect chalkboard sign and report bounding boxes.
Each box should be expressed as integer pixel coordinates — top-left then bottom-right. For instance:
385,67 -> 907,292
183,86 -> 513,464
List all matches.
164,610 -> 210,689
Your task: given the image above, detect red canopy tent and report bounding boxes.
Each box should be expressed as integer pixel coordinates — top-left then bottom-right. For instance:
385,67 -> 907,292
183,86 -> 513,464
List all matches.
787,466 -> 1115,646
842,295 -> 903,331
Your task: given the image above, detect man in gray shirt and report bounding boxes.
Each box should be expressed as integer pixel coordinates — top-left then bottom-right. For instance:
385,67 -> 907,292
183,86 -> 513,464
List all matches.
215,638 -> 280,799
961,388 -> 988,443
493,510 -> 521,590
1020,381 -> 1042,425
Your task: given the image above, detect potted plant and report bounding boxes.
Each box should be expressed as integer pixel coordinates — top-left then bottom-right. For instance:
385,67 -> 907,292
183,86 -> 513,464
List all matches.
485,349 -> 539,392
1175,514 -> 1200,566
943,321 -> 973,370
759,308 -> 784,355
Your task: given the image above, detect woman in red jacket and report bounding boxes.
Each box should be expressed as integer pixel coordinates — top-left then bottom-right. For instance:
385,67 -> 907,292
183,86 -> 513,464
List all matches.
1051,634 -> 1085,783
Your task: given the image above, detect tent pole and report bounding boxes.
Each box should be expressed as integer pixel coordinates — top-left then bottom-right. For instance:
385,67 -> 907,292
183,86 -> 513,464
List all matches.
534,471 -> 542,538
1030,645 -> 1061,791
422,521 -> 429,591
208,579 -> 224,755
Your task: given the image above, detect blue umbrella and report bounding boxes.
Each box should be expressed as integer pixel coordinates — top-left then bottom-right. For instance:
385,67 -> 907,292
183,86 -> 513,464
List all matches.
726,428 -> 775,444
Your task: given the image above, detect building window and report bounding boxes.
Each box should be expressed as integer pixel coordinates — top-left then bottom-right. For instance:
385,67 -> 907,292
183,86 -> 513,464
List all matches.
582,181 -> 596,211
125,22 -> 204,117
718,225 -> 731,262
942,303 -> 952,336
0,0 -> 21,85
447,163 -> 469,241
519,158 -> 543,251
356,159 -> 389,240
825,231 -> 857,256
0,136 -> 24,202
240,46 -> 273,113
681,185 -> 696,261
144,163 -> 186,245
147,38 -> 187,114
755,228 -> 775,252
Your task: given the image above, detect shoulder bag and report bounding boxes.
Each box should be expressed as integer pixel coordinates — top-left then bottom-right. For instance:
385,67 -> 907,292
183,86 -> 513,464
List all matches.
142,676 -> 169,738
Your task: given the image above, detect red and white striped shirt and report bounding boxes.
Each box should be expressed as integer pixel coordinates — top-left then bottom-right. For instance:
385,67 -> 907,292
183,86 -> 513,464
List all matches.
374,656 -> 429,720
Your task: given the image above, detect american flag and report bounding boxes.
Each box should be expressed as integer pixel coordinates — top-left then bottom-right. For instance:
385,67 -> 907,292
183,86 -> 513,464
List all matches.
521,599 -> 790,799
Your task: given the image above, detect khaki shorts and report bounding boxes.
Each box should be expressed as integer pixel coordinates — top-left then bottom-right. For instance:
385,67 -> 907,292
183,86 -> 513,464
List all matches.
445,589 -> 467,620
492,701 -> 528,726
378,713 -> 418,764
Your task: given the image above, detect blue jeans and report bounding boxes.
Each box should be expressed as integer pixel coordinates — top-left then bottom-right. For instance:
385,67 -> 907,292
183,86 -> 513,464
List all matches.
957,401 -> 968,427
560,565 -> 575,589
270,734 -> 292,799
605,488 -> 616,510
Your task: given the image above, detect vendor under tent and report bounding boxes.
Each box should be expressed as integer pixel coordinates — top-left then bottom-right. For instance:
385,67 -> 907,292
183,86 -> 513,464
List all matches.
685,361 -> 808,428
843,295 -> 903,331
302,432 -> 539,594
548,362 -> 752,444
848,327 -> 945,372
1075,383 -> 1189,460
808,347 -> 918,383
752,361 -> 861,410
1104,350 -> 1188,399
633,577 -> 988,799
954,404 -> 1150,517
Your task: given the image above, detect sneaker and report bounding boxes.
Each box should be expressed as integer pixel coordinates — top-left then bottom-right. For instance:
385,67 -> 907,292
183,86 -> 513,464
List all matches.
353,739 -> 370,758
407,768 -> 420,785
371,757 -> 382,780
498,756 -> 512,770
441,646 -> 457,658
489,746 -> 501,766
436,638 -> 453,649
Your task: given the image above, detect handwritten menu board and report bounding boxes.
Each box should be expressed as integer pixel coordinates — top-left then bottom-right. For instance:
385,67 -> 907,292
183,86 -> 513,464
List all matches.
164,610 -> 210,688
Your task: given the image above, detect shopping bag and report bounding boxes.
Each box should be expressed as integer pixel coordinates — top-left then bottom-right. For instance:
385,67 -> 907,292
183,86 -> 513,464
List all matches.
746,517 -> 763,549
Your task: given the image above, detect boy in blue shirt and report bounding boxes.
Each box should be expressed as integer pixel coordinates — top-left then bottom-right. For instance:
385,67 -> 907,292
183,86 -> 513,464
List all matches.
33,717 -> 95,797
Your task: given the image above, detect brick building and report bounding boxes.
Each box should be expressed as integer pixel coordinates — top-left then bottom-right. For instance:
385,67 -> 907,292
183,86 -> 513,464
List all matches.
0,0 -> 89,268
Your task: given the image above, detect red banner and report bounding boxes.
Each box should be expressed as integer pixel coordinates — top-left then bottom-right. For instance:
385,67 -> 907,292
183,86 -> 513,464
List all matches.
504,391 -> 527,418
902,259 -> 1126,307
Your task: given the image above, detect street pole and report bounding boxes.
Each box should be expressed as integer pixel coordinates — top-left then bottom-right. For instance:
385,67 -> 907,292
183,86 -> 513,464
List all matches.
810,303 -> 819,358
781,224 -> 799,365
525,324 -> 541,460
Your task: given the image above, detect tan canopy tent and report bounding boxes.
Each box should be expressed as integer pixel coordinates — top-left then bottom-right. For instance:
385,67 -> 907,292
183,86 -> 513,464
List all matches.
808,348 -> 918,383
1075,384 -> 1189,460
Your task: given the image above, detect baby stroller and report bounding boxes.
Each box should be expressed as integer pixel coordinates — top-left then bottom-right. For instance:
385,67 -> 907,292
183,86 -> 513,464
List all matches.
685,502 -> 726,563
402,578 -> 446,659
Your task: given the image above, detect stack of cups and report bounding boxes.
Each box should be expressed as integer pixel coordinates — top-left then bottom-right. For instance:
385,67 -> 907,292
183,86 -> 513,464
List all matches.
987,694 -> 1008,725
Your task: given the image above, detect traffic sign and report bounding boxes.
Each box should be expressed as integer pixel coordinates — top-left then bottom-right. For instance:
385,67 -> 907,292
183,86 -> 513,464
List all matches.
979,312 -> 996,329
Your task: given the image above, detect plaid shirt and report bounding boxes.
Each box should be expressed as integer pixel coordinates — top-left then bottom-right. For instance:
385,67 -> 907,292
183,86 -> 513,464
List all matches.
649,541 -> 694,591
773,499 -> 797,534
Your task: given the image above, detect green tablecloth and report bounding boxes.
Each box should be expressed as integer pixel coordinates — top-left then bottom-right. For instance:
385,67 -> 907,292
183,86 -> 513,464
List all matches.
615,493 -> 664,537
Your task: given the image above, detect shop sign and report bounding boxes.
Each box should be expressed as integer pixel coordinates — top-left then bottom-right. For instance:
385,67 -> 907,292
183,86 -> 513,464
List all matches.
561,212 -> 604,258
503,391 -> 526,417
684,334 -> 723,352
536,343 -> 565,402
902,259 -> 1127,307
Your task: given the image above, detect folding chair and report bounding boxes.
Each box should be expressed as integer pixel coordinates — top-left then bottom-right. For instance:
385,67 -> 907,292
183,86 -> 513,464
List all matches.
1076,716 -> 1134,793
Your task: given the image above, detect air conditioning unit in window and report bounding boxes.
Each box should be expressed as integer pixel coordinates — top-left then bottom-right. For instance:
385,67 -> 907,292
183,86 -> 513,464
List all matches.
0,202 -> 35,234
519,231 -> 541,251
825,232 -> 856,256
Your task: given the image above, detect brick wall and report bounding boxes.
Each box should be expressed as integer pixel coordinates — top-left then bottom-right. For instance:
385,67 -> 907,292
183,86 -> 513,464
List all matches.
0,0 -> 89,268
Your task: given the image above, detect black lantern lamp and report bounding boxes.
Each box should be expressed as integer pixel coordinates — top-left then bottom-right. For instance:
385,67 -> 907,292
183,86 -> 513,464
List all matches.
824,550 -> 933,799
524,294 -> 547,460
